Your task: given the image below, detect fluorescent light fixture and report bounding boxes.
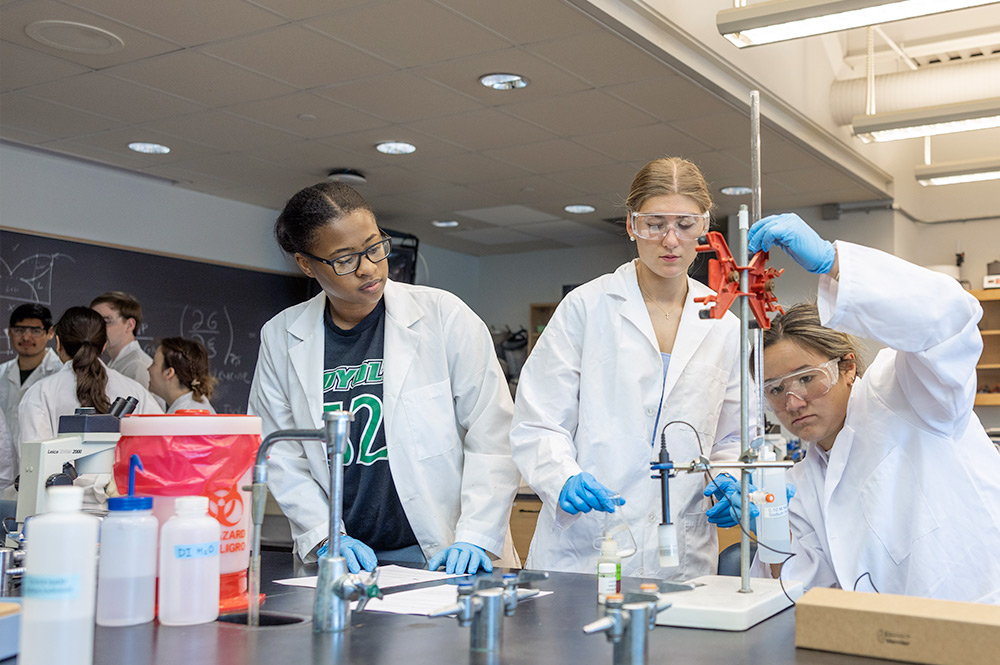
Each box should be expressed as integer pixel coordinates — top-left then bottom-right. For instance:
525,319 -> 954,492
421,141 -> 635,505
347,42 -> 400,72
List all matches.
915,157 -> 1000,186
852,98 -> 1000,143
432,220 -> 460,228
720,185 -> 753,196
564,204 -> 595,214
479,73 -> 529,90
375,141 -> 416,155
717,0 -> 1000,48
128,142 -> 170,154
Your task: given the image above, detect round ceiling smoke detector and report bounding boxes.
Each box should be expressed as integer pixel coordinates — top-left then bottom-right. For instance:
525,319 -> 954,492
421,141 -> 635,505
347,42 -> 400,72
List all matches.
25,20 -> 125,54
327,169 -> 367,185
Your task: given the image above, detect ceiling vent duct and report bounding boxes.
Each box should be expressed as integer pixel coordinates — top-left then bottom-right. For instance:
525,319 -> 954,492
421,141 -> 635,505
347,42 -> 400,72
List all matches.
829,56 -> 1000,126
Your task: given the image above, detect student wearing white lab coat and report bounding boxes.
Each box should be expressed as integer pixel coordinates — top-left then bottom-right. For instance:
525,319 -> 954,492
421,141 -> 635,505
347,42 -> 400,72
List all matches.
511,158 -> 745,580
18,307 -> 163,445
248,182 -> 519,575
727,213 -> 1000,602
148,338 -> 217,414
0,304 -> 64,490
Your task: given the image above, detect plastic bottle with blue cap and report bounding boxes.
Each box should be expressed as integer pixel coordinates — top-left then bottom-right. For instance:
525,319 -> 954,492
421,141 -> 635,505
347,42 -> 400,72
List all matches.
96,454 -> 159,626
158,493 -> 220,625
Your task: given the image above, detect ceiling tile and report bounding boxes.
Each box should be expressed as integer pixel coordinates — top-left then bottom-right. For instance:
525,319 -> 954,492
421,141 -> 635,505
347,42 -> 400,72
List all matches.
0,92 -> 121,138
503,89 -> 656,137
314,124 -> 465,163
55,126 -> 215,165
391,183 -> 506,212
306,0 -> 511,68
605,76 -> 734,123
223,92 -> 389,138
0,0 -> 181,68
246,0 -> 371,20
109,50 -> 294,107
437,0 -> 599,46
444,226 -> 542,245
202,25 -> 394,90
527,30 -> 670,87
248,139 -> 376,173
514,220 -> 618,245
25,72 -> 205,123
486,138 -> 614,174
62,0 -> 286,46
408,109 -> 554,151
142,110 -> 300,152
315,72 -> 482,123
407,152 -> 532,186
454,204 -> 559,226
770,166 -> 867,195
464,175 -> 585,207
0,42 -> 89,93
547,161 -> 643,204
573,124 -> 712,162
671,109 -> 752,152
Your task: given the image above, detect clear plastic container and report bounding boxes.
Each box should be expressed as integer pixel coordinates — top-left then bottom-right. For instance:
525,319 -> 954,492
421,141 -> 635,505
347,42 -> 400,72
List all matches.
96,495 -> 158,626
19,486 -> 99,665
157,495 -> 220,626
596,538 -> 621,604
755,445 -> 791,564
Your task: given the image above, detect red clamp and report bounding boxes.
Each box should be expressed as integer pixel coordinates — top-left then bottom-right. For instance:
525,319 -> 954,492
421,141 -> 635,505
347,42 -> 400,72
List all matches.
693,231 -> 784,329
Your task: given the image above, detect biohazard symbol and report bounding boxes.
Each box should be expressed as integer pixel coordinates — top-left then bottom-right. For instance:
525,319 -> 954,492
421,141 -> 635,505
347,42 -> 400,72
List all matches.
207,486 -> 244,527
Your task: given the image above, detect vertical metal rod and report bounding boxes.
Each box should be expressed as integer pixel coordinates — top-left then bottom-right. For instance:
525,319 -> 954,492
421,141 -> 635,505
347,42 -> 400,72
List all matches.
326,411 -> 351,557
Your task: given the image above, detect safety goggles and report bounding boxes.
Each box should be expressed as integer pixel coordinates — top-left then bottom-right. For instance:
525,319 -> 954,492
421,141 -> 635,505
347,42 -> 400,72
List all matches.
761,358 -> 840,411
9,325 -> 47,337
628,211 -> 709,242
301,235 -> 391,276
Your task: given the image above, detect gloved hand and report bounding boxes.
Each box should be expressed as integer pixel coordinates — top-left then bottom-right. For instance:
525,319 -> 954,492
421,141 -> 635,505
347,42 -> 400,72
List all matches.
703,475 -> 797,530
748,213 -> 835,274
428,542 -> 493,575
317,535 -> 378,573
558,472 -> 625,515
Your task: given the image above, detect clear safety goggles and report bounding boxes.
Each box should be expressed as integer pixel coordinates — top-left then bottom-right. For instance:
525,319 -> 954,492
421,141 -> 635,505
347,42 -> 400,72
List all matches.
628,211 -> 709,242
761,358 -> 840,411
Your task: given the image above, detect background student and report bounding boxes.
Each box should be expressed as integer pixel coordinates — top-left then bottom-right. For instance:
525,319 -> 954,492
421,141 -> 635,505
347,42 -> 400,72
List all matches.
148,337 -> 218,414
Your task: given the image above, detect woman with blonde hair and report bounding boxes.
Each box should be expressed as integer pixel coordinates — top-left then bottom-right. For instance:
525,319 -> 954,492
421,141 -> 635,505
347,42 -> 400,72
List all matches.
148,337 -> 217,414
510,157 -> 745,580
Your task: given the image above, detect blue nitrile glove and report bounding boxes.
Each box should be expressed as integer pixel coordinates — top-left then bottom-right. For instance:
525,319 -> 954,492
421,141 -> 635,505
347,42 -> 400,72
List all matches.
317,535 -> 378,573
427,542 -> 493,575
558,472 -> 625,515
748,213 -> 835,274
704,475 -> 796,530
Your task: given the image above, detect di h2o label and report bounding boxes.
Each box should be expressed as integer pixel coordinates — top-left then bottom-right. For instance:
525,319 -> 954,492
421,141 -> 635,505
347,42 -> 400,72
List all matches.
22,574 -> 81,599
174,542 -> 219,560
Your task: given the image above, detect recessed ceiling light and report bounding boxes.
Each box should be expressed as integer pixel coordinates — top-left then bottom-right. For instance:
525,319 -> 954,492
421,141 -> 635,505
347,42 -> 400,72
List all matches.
478,73 -> 529,90
564,204 -> 595,214
375,141 -> 416,155
432,220 -> 460,228
720,186 -> 752,196
297,113 -> 317,121
128,142 -> 170,154
327,169 -> 367,185
25,20 -> 124,54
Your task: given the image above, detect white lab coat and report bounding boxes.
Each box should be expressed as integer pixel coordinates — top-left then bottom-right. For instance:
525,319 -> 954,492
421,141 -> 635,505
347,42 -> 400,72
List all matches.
0,348 -> 63,488
167,391 -> 216,414
248,282 -> 521,565
770,241 -> 1000,603
511,261 -> 745,580
109,340 -> 152,389
18,361 -> 164,447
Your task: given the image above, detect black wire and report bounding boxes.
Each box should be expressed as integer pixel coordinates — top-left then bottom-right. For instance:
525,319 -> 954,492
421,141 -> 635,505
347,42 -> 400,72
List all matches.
853,571 -> 880,593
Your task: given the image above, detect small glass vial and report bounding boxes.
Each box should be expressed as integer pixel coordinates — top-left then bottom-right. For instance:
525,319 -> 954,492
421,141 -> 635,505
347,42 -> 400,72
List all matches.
157,495 -> 220,626
19,486 -> 99,665
97,495 -> 159,626
596,538 -> 621,604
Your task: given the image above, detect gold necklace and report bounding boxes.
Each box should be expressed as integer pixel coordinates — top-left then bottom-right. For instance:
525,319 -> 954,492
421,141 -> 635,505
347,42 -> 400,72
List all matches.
638,282 -> 677,321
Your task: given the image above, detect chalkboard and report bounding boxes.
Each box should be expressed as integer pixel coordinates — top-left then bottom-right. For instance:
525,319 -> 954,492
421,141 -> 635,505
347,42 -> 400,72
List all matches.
0,229 -> 312,414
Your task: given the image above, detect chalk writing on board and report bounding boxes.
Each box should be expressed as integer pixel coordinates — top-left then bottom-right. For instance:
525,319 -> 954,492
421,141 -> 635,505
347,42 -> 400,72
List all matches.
179,305 -> 242,368
0,250 -> 75,305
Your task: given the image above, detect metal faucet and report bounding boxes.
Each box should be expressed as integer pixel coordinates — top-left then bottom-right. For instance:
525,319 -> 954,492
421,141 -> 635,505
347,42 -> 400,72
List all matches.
583,589 -> 671,665
0,547 -> 24,597
246,410 -> 380,629
431,570 -> 548,652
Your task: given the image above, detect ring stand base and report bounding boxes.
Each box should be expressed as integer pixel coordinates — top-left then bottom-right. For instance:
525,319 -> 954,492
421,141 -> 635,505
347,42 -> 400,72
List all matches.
654,575 -> 804,631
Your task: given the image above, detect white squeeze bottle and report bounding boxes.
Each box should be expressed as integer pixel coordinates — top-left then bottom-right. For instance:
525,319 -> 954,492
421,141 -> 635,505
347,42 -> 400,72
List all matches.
97,454 -> 158,626
755,444 -> 791,564
157,495 -> 220,625
596,537 -> 621,605
19,485 -> 99,665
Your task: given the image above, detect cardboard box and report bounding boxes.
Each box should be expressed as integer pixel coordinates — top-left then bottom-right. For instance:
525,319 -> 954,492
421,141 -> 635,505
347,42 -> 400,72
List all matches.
984,275 -> 1000,289
0,601 -> 20,660
795,588 -> 1000,665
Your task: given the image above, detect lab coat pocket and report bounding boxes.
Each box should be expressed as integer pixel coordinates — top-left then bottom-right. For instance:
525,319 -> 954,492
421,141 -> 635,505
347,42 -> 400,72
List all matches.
400,379 -> 458,460
681,511 -> 715,578
859,447 -> 939,565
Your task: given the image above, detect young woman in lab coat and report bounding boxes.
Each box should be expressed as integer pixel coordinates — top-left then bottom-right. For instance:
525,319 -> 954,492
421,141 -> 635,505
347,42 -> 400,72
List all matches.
510,157 -> 745,580
248,182 -> 520,575
732,213 -> 1000,602
148,337 -> 217,414
18,307 -> 163,445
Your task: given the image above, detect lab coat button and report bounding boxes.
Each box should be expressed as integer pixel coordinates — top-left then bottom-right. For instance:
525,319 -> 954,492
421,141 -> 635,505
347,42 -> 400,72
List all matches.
645,408 -> 655,416
648,513 -> 657,523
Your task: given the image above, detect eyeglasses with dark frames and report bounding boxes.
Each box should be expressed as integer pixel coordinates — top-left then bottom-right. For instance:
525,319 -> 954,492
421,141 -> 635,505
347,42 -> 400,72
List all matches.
301,235 -> 392,276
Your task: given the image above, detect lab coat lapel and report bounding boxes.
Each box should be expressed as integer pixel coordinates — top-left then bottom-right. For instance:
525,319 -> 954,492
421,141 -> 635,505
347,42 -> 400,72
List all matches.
662,279 -> 716,403
382,281 -> 422,427
287,292 -> 326,429
614,262 -> 660,353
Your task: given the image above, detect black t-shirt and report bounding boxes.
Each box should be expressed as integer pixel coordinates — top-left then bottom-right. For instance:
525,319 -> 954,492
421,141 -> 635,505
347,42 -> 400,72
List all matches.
323,299 -> 417,552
